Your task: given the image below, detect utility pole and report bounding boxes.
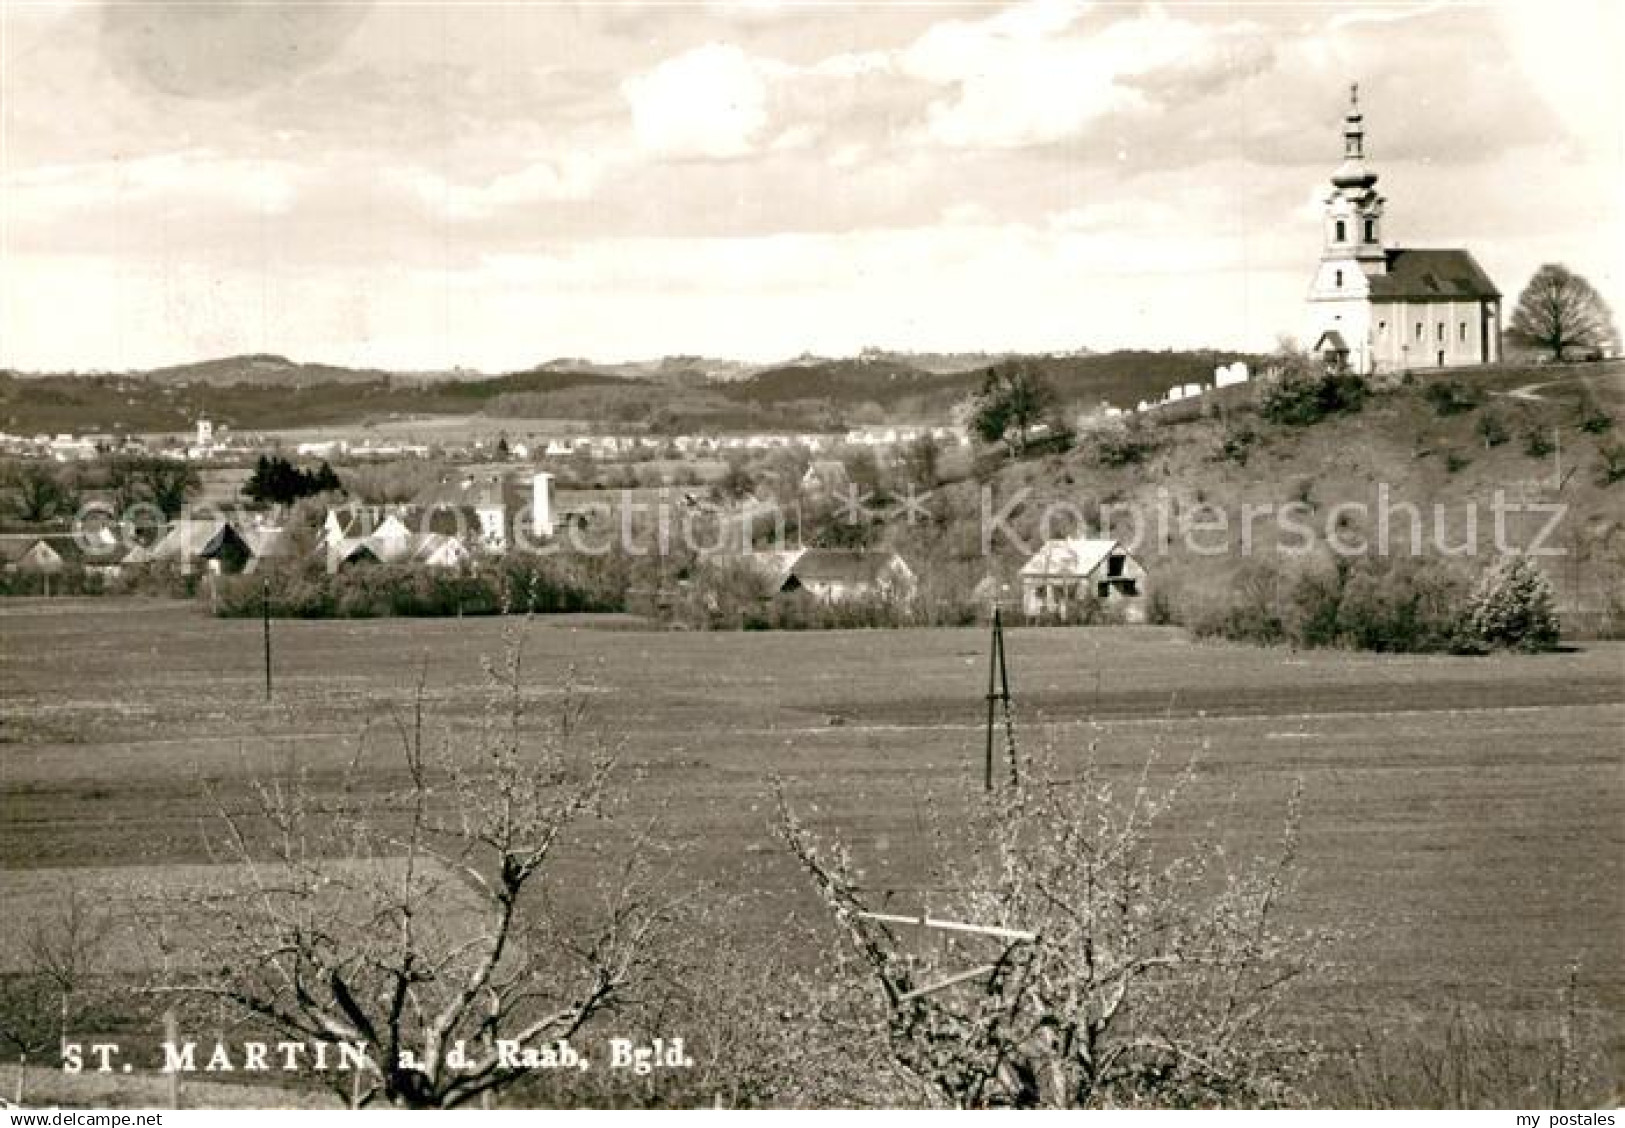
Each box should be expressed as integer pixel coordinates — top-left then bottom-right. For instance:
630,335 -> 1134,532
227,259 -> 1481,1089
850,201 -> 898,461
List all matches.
261,578 -> 273,702
983,605 -> 1015,790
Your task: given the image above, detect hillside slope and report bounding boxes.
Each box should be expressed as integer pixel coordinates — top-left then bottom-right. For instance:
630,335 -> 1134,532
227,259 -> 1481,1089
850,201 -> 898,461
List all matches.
890,361 -> 1625,628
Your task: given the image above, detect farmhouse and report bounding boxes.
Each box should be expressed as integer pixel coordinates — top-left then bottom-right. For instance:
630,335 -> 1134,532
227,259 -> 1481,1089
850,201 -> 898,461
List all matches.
801,461 -> 852,497
1305,86 -> 1501,376
777,548 -> 917,603
329,531 -> 470,570
1019,537 -> 1147,622
0,535 -> 65,575
126,519 -> 257,575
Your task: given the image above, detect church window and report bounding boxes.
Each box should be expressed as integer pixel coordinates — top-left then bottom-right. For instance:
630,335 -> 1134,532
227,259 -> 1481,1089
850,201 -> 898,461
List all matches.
1364,218 -> 1376,241
1459,322 -> 1468,342
1378,320 -> 1387,334
1335,270 -> 1343,288
1415,322 -> 1424,342
1335,220 -> 1346,242
1437,321 -> 1446,342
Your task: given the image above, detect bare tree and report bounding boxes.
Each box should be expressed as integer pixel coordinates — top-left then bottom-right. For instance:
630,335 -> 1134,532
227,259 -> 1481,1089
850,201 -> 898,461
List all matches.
0,886 -> 113,1062
775,736 -> 1324,1108
143,635 -> 677,1108
1508,264 -> 1619,362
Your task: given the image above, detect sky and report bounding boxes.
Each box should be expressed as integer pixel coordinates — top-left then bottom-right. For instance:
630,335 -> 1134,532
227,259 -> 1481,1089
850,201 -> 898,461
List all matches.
1,0 -> 1620,372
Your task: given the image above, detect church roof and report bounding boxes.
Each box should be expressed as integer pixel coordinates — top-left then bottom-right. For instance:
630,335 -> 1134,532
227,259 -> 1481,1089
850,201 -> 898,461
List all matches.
1369,249 -> 1500,302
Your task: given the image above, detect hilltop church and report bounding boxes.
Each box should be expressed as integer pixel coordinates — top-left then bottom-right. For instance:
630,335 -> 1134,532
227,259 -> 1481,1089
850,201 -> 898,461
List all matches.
1305,86 -> 1502,376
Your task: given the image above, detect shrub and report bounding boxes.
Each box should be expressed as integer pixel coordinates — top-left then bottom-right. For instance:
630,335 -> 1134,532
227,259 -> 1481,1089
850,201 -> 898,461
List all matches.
1523,429 -> 1556,458
1218,424 -> 1259,465
1475,412 -> 1509,448
1576,393 -> 1614,435
1422,380 -> 1481,416
1465,556 -> 1560,652
1444,451 -> 1471,474
1597,443 -> 1625,486
1258,356 -> 1368,426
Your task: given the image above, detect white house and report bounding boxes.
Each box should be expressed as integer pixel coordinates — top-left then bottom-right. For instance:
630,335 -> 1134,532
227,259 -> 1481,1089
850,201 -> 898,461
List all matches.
1019,537 -> 1148,623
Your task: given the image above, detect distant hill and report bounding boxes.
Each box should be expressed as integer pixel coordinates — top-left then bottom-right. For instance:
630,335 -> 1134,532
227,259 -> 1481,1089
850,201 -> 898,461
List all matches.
138,354 -> 391,388
722,349 -> 1257,413
0,347 -> 1261,434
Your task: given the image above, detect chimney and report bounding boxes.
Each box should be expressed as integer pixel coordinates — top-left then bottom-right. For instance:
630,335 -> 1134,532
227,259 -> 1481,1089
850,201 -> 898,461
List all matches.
531,471 -> 555,537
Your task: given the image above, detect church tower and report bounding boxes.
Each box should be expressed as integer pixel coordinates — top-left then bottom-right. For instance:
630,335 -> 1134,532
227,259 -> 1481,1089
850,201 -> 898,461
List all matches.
1322,84 -> 1386,271
1305,84 -> 1387,373
1304,84 -> 1501,377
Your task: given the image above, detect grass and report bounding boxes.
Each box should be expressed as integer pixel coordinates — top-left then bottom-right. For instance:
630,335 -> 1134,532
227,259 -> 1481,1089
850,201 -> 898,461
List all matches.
0,598 -> 1619,1103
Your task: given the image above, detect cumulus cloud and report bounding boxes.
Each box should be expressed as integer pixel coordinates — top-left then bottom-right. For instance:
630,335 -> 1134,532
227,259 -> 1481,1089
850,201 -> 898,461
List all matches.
897,2 -> 1216,148
622,42 -> 781,159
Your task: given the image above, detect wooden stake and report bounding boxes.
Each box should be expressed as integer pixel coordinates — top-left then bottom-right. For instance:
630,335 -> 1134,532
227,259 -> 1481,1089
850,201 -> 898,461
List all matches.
984,606 -> 999,791
261,578 -> 273,702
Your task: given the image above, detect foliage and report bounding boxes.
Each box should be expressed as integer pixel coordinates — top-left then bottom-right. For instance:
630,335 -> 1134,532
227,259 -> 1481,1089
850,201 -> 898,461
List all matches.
142,636 -> 676,1108
1443,452 -> 1471,474
4,461 -> 77,523
1091,418 -> 1156,468
970,361 -> 1058,458
775,738 -> 1322,1108
1257,352 -> 1367,427
901,431 -> 942,490
1185,558 -> 1474,654
1464,556 -> 1560,652
1508,264 -> 1619,362
1523,429 -> 1556,459
105,456 -> 200,519
1217,424 -> 1259,465
243,455 -> 343,505
1474,412 -> 1508,449
1422,381 -> 1481,417
214,556 -> 626,619
1575,391 -> 1614,435
1597,443 -> 1625,487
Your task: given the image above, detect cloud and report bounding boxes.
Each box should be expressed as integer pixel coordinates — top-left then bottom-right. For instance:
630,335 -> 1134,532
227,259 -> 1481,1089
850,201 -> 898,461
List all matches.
896,1 -> 1217,149
387,153 -> 608,221
622,42 -> 780,158
4,150 -> 300,218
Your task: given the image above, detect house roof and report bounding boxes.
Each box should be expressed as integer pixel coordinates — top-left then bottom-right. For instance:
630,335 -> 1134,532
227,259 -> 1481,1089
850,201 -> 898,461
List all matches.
0,536 -> 59,567
336,531 -> 467,567
1019,537 -> 1122,579
802,461 -> 850,485
144,519 -> 247,562
787,548 -> 908,586
1369,249 -> 1500,302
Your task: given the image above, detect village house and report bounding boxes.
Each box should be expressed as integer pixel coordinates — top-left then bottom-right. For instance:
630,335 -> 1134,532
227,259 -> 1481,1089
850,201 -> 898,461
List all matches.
775,548 -> 917,603
0,535 -> 66,575
125,518 -> 258,575
1019,537 -> 1148,623
800,460 -> 852,497
1306,86 -> 1501,375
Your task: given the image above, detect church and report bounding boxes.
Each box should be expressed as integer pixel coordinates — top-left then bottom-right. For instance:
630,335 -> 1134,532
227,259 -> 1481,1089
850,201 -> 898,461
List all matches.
1305,87 -> 1502,376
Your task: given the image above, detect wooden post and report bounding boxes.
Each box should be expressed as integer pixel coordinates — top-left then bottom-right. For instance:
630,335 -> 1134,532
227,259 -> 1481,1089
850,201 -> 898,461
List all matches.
15,1053 -> 24,1106
997,614 -> 1016,786
984,606 -> 999,791
164,1008 -> 181,1109
261,578 -> 273,702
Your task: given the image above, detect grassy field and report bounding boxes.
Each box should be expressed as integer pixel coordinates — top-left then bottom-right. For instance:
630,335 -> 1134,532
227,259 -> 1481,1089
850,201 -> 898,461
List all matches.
1,597 -> 1620,1099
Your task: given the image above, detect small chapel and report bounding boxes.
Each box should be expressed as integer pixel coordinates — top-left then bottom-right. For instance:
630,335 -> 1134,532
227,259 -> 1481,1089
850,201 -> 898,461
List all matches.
1305,86 -> 1502,376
